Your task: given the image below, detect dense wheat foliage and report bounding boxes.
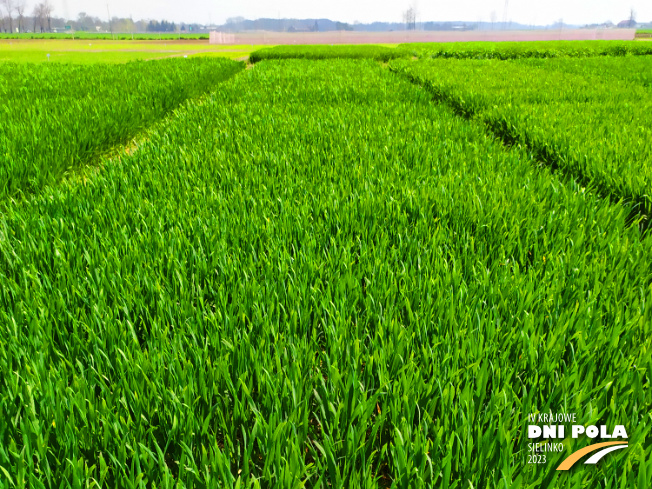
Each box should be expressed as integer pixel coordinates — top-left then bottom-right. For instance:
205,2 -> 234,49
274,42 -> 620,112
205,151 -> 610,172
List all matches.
0,58 -> 243,201
514,55 -> 652,86
401,40 -> 652,59
0,57 -> 650,487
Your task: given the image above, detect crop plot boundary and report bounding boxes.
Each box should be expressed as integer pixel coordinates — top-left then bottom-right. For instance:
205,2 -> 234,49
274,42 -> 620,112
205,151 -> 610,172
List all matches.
0,61 -> 245,212
388,63 -> 651,235
58,85 -> 237,197
0,119 -> 156,213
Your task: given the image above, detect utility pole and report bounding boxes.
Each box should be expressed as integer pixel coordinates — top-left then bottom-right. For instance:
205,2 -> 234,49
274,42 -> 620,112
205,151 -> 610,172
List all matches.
106,3 -> 113,40
502,0 -> 509,30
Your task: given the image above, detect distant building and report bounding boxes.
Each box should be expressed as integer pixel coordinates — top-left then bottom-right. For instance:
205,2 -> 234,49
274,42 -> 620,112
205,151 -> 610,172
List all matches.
583,22 -> 614,29
617,19 -> 637,28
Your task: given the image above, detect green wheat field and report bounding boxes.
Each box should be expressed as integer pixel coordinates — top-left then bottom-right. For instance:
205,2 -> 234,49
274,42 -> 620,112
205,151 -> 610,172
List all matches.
0,40 -> 650,487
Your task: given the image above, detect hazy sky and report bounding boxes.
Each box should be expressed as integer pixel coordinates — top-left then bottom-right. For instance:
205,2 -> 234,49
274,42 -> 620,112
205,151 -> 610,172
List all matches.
53,1 -> 649,26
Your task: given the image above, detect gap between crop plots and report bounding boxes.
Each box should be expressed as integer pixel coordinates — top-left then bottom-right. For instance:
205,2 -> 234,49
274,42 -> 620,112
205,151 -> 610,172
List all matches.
0,58 -> 649,487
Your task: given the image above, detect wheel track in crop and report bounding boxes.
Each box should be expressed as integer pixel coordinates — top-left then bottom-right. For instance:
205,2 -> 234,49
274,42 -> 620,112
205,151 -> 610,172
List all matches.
0,60 -> 246,213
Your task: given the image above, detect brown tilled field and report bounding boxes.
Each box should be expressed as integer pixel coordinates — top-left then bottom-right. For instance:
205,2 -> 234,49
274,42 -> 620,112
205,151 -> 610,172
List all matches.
209,28 -> 636,45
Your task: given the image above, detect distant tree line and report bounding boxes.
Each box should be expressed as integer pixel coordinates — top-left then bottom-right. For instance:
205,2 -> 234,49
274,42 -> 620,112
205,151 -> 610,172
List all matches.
0,1 -> 197,33
4,6 -> 626,35
146,20 -> 176,32
222,17 -> 356,32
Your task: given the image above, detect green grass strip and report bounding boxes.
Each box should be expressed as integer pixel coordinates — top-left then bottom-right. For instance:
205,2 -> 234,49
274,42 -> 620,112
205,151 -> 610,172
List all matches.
401,40 -> 652,59
249,44 -> 410,63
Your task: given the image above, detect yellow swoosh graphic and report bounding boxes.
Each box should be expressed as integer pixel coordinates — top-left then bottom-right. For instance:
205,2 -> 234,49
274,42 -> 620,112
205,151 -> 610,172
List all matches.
557,441 -> 627,470
556,441 -> 628,471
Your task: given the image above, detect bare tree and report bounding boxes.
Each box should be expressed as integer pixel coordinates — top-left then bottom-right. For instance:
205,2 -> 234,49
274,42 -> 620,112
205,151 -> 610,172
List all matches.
403,7 -> 416,31
31,3 -> 38,31
15,0 -> 24,32
2,0 -> 14,33
43,0 -> 52,32
32,3 -> 45,32
31,0 -> 53,32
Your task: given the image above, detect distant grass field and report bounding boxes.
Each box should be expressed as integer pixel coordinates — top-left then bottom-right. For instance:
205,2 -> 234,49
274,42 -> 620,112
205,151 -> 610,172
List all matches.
0,39 -> 260,63
4,38 -> 652,64
0,32 -> 209,40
